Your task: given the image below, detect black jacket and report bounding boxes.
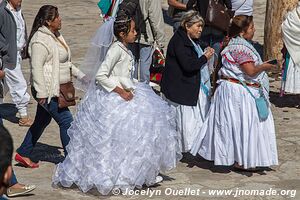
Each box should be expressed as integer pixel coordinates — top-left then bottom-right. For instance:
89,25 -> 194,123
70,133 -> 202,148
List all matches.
0,1 -> 28,68
161,27 -> 207,106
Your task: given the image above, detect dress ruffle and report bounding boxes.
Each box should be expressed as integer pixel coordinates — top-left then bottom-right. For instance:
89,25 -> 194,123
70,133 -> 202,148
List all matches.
52,83 -> 181,195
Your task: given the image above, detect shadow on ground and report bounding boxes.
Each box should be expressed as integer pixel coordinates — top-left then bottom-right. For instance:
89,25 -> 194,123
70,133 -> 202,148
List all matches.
180,153 -> 274,177
14,142 -> 65,165
270,91 -> 300,108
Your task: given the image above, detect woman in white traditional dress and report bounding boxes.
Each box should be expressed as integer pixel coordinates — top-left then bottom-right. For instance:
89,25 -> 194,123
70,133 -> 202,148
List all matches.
281,2 -> 300,95
191,15 -> 278,171
52,13 -> 181,195
161,10 -> 215,153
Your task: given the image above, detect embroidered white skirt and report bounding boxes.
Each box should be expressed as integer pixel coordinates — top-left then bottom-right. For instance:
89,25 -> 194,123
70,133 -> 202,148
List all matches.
191,81 -> 278,169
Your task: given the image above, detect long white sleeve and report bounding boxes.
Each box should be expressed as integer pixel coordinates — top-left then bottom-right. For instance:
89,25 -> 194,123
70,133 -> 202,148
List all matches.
31,42 -> 48,98
95,44 -> 121,92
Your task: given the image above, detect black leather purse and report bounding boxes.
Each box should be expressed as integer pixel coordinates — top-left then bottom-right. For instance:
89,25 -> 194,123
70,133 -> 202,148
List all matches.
205,0 -> 234,32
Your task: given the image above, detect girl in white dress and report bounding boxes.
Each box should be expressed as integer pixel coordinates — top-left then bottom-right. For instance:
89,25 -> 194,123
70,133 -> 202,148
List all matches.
191,15 -> 278,170
52,14 -> 181,195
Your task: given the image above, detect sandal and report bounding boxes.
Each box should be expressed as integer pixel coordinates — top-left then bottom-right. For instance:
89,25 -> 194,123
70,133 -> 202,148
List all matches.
7,184 -> 36,197
19,117 -> 33,127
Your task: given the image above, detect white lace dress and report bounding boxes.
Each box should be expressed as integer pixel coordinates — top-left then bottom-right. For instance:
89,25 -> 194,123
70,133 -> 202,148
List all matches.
52,42 -> 182,194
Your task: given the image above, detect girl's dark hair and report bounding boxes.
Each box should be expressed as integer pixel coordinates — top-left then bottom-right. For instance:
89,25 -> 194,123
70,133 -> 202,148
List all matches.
114,11 -> 132,41
27,5 -> 59,55
212,15 -> 254,94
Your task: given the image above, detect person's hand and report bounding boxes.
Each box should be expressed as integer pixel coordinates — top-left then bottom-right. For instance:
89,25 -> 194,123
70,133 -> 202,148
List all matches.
119,89 -> 133,101
204,47 -> 215,60
37,98 -> 47,105
0,70 -> 5,79
261,62 -> 276,70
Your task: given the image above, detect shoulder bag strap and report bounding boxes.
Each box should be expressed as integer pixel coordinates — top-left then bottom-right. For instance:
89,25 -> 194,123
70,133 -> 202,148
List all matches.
226,70 -> 256,99
235,0 -> 247,11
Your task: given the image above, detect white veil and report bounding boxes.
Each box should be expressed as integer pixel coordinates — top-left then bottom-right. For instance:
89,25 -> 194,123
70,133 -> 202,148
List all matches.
75,17 -> 115,91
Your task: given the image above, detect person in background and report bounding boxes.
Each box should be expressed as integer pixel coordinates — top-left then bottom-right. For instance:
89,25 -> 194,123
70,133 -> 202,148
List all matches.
126,0 -> 166,83
0,0 -> 32,126
161,10 -> 215,152
0,37 -> 36,199
168,0 -> 188,32
281,2 -> 300,97
187,0 -> 232,55
191,15 -> 278,171
231,0 -> 253,16
0,125 -> 35,199
15,5 -> 86,168
0,125 -> 13,200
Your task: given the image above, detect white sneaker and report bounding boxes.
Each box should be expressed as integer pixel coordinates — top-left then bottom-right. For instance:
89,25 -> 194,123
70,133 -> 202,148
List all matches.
155,176 -> 163,184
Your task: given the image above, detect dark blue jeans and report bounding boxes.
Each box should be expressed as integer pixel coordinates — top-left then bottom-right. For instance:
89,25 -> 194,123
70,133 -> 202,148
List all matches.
17,97 -> 73,157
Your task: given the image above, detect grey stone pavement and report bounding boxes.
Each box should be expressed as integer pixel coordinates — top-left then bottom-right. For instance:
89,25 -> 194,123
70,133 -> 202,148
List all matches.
2,0 -> 299,199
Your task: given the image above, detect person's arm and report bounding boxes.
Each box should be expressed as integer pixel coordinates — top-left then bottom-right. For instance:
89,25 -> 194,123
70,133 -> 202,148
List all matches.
168,0 -> 187,10
148,1 -> 166,47
30,42 -> 48,99
229,47 -> 274,77
70,63 -> 86,80
95,44 -> 121,92
95,45 -> 133,101
173,43 -> 214,72
240,62 -> 274,77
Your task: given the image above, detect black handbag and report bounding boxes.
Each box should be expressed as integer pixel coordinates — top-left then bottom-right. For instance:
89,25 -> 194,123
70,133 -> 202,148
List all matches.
205,0 -> 233,32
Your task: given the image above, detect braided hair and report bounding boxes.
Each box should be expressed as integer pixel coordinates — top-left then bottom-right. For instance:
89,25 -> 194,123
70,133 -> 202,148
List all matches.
114,11 -> 132,41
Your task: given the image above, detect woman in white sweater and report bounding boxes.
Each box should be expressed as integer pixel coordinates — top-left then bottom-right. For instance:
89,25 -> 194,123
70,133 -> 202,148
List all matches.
15,5 -> 86,168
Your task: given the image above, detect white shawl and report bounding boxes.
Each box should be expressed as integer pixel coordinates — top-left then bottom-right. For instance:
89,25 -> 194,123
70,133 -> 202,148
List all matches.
282,2 -> 300,65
